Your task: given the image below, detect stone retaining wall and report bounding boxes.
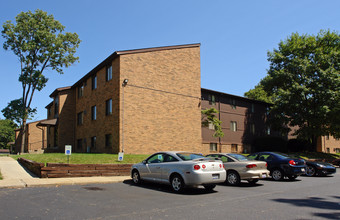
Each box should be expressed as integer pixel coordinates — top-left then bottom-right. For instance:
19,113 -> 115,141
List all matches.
18,158 -> 132,178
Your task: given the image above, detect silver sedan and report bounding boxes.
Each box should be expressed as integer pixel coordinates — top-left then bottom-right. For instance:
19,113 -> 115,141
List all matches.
206,153 -> 270,185
131,151 -> 226,192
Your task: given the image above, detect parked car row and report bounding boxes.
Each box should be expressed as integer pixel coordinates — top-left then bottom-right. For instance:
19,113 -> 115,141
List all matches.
131,151 -> 337,193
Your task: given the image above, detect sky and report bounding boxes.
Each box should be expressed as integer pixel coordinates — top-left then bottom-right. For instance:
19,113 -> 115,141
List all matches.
0,0 -> 339,122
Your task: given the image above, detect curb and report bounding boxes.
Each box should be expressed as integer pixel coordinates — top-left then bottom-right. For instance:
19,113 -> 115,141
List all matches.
0,176 -> 131,189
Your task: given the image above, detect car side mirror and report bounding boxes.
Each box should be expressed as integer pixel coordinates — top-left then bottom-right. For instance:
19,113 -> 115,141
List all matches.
142,160 -> 147,164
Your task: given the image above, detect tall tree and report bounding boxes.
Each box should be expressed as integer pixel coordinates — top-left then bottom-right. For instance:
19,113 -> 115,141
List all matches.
245,30 -> 340,149
1,9 -> 81,153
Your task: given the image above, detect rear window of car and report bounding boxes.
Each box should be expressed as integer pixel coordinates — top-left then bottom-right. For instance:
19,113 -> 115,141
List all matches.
176,153 -> 206,161
228,154 -> 249,161
272,152 -> 289,159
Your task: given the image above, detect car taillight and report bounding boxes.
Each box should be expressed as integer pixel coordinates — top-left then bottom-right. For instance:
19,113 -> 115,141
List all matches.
289,160 -> 297,165
194,165 -> 200,170
202,164 -> 206,169
246,164 -> 257,168
265,162 -> 267,167
219,164 -> 224,168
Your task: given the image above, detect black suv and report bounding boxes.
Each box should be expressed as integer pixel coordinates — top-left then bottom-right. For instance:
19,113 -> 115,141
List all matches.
247,152 -> 306,180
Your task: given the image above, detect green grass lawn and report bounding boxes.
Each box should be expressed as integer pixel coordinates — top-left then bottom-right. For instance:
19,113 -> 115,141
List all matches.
8,152 -> 340,165
0,172 -> 2,180
10,153 -> 150,165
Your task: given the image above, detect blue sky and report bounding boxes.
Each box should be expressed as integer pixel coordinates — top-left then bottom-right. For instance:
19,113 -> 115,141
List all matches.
1,0 -> 339,122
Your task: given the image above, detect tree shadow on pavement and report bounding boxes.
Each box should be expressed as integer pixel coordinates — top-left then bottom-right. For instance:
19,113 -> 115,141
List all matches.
272,196 -> 340,220
123,179 -> 218,196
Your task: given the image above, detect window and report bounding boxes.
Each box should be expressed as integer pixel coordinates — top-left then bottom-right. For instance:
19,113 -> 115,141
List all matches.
208,94 -> 216,105
250,123 -> 255,134
230,99 -> 236,109
92,75 -> 97,90
106,65 -> 112,81
147,153 -> 164,163
106,99 -> 112,115
77,139 -> 82,150
208,122 -> 214,130
77,112 -> 83,125
78,84 -> 84,98
266,127 -> 271,135
105,134 -> 112,148
91,105 -> 96,120
326,134 -> 329,140
163,154 -> 178,162
210,143 -> 217,151
91,136 -> 96,150
54,97 -> 59,117
230,121 -> 237,132
48,107 -> 51,117
326,148 -> 330,153
231,144 -> 238,153
251,103 -> 255,113
335,148 -> 340,153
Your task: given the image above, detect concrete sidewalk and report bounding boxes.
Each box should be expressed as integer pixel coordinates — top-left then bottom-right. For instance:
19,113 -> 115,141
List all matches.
0,156 -> 130,189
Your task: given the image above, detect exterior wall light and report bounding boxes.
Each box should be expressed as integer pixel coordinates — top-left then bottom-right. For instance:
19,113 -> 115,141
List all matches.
122,79 -> 128,87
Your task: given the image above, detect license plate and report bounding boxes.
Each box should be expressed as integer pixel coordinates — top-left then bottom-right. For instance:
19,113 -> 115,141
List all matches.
212,174 -> 220,179
262,174 -> 267,178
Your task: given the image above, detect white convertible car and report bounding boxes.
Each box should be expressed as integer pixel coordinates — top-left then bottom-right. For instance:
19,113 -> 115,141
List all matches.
131,151 -> 226,192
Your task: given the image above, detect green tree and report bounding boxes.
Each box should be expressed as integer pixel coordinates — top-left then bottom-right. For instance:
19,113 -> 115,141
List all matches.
246,30 -> 340,149
1,9 -> 81,153
244,82 -> 274,104
201,107 -> 224,138
0,119 -> 17,149
1,99 -> 36,126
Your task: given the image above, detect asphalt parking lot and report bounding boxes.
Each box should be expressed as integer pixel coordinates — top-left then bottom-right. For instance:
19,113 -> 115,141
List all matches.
0,169 -> 339,220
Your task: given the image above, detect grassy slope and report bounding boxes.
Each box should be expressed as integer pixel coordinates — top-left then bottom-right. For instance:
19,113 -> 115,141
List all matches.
10,153 -> 150,165
9,152 -> 340,165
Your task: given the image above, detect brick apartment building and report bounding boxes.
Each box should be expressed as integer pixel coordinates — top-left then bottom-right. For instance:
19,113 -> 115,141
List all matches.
13,43 -> 340,154
201,88 -> 274,154
39,43 -> 202,154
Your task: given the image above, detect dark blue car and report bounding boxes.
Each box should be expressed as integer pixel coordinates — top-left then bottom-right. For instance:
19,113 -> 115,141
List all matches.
247,152 -> 306,181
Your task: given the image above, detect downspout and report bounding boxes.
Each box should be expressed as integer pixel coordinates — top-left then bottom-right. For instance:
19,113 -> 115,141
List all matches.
218,95 -> 221,152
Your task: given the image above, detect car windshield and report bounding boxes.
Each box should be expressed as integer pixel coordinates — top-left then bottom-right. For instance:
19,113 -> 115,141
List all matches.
176,152 -> 206,161
228,154 -> 249,161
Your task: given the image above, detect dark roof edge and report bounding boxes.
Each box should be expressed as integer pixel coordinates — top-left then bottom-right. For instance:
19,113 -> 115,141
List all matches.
201,88 -> 271,105
116,43 -> 201,55
72,43 -> 200,88
49,86 -> 72,98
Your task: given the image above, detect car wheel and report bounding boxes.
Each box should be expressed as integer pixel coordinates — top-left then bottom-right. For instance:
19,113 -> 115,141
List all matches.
204,184 -> 216,191
288,175 -> 298,180
226,171 -> 240,185
247,179 -> 259,185
306,165 -> 316,177
271,169 -> 284,181
132,170 -> 141,185
171,174 -> 185,192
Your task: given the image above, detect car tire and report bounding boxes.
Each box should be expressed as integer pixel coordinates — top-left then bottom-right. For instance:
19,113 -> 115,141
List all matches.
306,165 -> 316,177
204,184 -> 216,191
226,171 -> 241,185
171,174 -> 185,193
248,179 -> 259,185
132,170 -> 141,185
271,169 -> 284,181
288,175 -> 298,180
